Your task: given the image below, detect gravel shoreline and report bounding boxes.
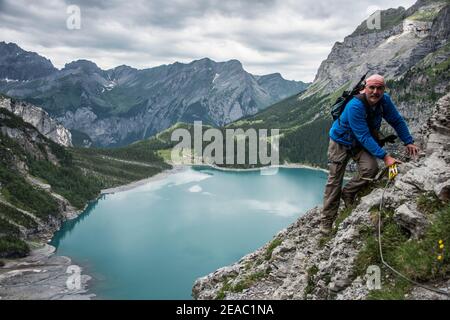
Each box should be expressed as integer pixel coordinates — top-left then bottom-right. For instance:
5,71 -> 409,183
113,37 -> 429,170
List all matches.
0,244 -> 94,300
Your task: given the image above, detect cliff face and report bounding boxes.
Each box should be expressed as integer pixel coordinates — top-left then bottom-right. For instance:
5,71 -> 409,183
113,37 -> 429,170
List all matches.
192,93 -> 450,300
312,1 -> 448,95
0,108 -> 81,261
311,0 -> 450,130
0,95 -> 72,147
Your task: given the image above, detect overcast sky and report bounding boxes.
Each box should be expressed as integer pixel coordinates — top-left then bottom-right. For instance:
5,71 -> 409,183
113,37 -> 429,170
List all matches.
0,0 -> 417,82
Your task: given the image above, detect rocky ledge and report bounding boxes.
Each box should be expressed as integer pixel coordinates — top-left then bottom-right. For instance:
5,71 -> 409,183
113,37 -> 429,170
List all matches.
192,93 -> 450,300
0,95 -> 72,147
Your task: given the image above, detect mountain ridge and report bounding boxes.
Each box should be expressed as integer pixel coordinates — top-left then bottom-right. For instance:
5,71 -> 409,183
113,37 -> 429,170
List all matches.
0,43 -> 309,146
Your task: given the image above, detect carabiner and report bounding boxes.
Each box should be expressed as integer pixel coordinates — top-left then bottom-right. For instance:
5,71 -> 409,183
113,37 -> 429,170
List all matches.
388,164 -> 398,180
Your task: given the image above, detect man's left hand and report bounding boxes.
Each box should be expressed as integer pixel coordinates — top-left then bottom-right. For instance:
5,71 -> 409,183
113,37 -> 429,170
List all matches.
405,144 -> 419,158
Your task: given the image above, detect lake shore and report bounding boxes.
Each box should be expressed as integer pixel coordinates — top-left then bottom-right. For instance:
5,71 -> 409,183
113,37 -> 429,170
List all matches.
101,165 -> 188,194
0,243 -> 94,300
163,161 -> 329,173
101,162 -> 330,194
0,161 -> 330,300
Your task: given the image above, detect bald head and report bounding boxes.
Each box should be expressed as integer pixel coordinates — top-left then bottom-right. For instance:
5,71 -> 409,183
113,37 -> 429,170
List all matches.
365,74 -> 385,87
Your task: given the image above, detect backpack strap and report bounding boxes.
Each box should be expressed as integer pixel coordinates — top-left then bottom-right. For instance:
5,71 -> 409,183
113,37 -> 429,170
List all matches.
355,93 -> 383,131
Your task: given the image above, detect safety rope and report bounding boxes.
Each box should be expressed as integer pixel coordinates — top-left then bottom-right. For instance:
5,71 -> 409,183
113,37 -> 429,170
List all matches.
377,163 -> 450,297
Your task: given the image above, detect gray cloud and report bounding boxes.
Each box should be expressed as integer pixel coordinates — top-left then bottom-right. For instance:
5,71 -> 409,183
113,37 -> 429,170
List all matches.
0,0 -> 417,81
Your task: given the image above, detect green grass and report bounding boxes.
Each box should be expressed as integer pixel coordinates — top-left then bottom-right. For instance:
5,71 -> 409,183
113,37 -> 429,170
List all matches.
417,192 -> 445,215
215,267 -> 272,299
216,270 -> 270,299
333,206 -> 354,234
216,277 -> 233,300
318,235 -> 332,248
367,278 -> 411,300
264,237 -> 283,261
304,265 -> 319,298
354,202 -> 450,299
351,7 -> 406,36
232,270 -> 268,293
408,5 -> 444,21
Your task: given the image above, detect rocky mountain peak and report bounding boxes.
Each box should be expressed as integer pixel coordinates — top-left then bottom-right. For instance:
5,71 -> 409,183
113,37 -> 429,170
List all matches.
0,41 -> 57,81
223,59 -> 243,70
311,0 -> 449,94
63,59 -> 103,75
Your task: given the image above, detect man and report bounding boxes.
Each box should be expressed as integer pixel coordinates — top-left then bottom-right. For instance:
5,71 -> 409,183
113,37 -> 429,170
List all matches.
320,74 -> 419,235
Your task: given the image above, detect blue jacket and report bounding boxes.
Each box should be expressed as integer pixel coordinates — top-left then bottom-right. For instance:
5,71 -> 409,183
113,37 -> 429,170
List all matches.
329,93 -> 414,159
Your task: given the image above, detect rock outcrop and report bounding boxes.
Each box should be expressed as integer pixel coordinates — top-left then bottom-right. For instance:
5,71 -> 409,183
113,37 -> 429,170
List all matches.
0,41 -> 56,81
0,95 -> 72,147
192,93 -> 450,300
313,1 -> 448,95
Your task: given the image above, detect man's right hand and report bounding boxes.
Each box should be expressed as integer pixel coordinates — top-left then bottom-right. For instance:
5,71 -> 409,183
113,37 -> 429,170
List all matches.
384,154 -> 402,167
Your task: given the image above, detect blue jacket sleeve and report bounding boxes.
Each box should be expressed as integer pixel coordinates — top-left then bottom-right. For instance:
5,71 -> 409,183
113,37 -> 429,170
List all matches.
382,94 -> 414,145
347,101 -> 387,159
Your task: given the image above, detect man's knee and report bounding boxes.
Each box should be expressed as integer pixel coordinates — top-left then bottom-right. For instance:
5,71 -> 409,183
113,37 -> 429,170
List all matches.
358,151 -> 379,178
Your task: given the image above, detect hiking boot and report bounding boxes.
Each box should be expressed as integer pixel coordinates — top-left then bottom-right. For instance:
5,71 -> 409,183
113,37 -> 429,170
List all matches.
319,221 -> 332,236
342,194 -> 355,208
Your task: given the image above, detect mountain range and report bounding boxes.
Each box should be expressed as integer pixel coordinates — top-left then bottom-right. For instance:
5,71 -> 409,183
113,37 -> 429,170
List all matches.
0,42 -> 309,146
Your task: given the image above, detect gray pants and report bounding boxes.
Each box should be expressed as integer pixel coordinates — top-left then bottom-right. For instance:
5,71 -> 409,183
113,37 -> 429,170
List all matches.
321,139 -> 379,225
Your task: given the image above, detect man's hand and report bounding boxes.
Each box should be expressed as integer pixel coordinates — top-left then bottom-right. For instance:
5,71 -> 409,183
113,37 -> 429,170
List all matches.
384,154 -> 402,167
405,144 -> 419,158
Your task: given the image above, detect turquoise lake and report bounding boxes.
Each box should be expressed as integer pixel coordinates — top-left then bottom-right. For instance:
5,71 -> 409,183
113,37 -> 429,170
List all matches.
50,166 -> 328,299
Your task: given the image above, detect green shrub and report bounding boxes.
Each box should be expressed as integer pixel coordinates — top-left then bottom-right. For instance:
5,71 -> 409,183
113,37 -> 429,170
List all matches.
1,178 -> 59,220
28,159 -> 102,209
304,265 -> 319,298
0,202 -> 38,229
0,217 -> 21,236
